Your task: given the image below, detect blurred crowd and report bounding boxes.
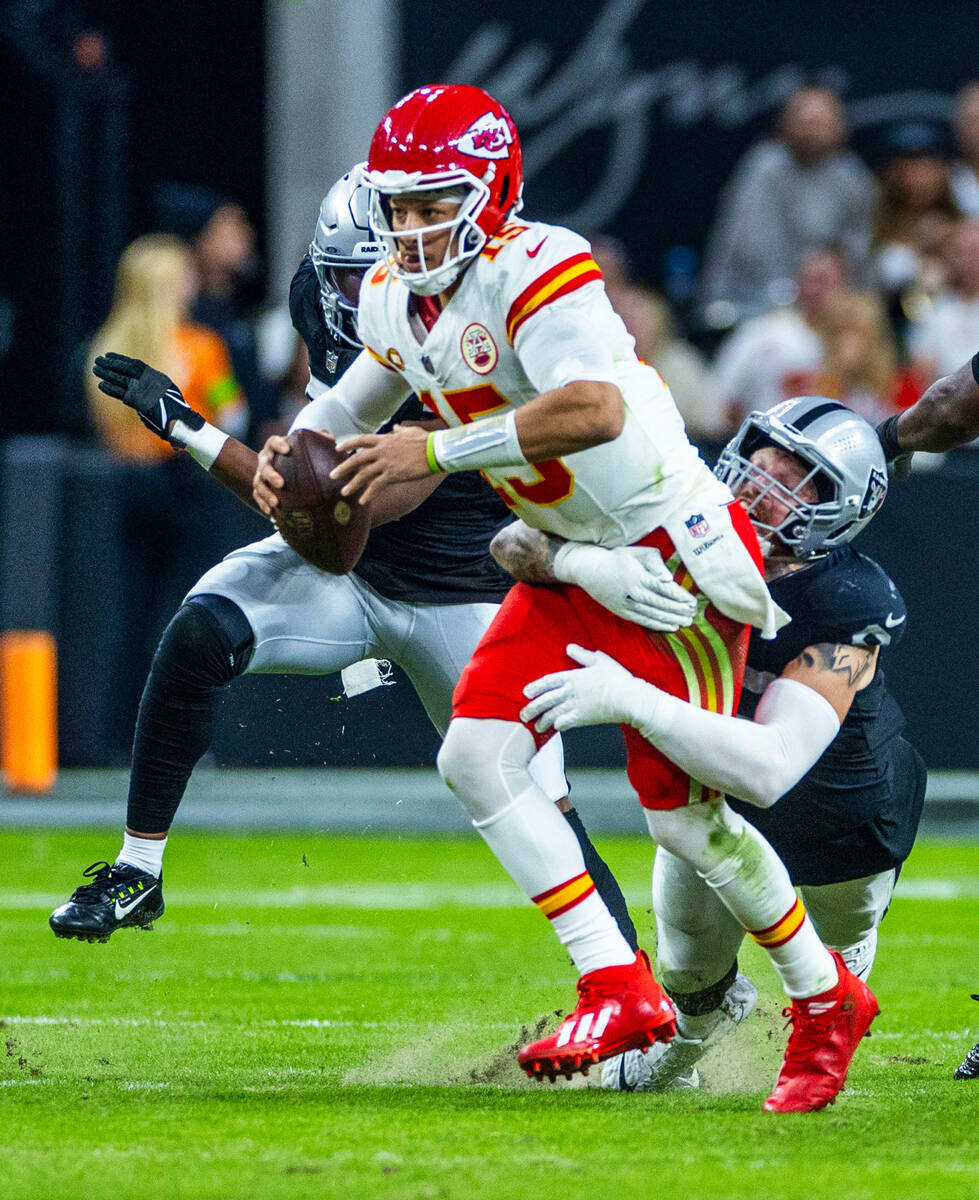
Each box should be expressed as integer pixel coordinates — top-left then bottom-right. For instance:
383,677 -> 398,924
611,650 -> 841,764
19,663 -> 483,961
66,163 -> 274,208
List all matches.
82,81 -> 979,471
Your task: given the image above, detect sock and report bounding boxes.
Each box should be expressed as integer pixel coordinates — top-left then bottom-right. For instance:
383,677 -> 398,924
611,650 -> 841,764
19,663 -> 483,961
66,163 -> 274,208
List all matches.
668,960 -> 738,1039
117,832 -> 167,877
475,786 -> 635,975
676,1009 -> 722,1040
562,806 -> 639,952
126,597 -> 252,834
699,823 -> 837,999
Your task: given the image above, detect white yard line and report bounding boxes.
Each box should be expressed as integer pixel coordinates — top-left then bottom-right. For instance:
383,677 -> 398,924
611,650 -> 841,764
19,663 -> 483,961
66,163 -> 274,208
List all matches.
0,1015 -> 522,1031
3,876 -> 978,911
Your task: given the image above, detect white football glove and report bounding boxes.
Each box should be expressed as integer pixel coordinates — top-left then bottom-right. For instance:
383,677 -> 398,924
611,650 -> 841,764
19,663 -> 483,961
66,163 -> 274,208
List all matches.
552,542 -> 697,632
520,643 -> 670,734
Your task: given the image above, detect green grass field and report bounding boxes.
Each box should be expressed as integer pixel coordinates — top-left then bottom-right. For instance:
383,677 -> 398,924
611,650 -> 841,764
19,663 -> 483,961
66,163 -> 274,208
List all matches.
2,829 -> 978,1200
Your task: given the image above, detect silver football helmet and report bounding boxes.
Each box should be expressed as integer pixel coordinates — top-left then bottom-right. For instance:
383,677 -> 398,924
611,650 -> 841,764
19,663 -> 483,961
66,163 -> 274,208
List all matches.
715,397 -> 889,558
309,163 -> 384,350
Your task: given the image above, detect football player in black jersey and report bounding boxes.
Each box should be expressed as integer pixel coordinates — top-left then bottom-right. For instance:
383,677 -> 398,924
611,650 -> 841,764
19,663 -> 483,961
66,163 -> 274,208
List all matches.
49,166 -> 686,945
505,397 -> 925,1099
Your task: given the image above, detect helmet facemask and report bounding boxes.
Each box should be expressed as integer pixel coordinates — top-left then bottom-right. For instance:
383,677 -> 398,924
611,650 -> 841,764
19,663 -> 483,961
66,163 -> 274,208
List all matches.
716,398 -> 889,559
718,434 -> 839,558
366,173 -> 492,296
309,250 -> 367,350
309,162 -> 383,353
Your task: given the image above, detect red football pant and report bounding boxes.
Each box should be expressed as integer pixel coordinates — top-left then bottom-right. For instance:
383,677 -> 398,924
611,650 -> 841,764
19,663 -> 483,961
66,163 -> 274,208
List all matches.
453,516 -> 756,809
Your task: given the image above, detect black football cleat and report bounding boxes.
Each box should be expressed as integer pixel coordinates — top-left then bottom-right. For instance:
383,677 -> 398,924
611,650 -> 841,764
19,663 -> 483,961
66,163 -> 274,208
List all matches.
953,994 -> 979,1080
49,861 -> 164,943
955,1042 -> 979,1080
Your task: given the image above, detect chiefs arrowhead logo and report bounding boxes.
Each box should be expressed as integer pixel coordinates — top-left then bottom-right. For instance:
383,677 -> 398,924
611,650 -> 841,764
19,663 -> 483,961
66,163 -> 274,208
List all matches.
457,112 -> 513,160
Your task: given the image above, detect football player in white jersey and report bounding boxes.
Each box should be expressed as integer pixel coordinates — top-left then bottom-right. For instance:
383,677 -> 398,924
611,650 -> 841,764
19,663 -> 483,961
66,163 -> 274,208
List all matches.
252,84 -> 877,1109
50,166 -> 653,963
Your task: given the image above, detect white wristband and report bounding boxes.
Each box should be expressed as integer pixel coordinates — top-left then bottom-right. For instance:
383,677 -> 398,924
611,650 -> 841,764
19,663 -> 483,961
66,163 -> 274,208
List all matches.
171,419 -> 230,470
429,409 -> 527,473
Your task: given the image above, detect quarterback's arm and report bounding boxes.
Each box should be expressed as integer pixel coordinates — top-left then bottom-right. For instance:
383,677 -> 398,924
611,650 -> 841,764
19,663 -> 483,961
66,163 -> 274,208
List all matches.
521,639 -> 878,809
878,356 -> 979,458
332,298 -> 624,503
509,302 -> 624,457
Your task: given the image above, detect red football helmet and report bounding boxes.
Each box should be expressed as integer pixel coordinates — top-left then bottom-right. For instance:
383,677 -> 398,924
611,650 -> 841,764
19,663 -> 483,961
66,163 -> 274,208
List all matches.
364,84 -> 523,294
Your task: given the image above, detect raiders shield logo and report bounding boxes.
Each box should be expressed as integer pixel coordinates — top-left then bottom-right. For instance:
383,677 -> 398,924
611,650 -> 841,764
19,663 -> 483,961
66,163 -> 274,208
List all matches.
859,466 -> 887,519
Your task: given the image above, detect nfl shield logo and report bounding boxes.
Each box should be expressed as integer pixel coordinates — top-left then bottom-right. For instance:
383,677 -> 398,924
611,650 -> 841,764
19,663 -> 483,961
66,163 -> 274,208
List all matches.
685,513 -> 710,538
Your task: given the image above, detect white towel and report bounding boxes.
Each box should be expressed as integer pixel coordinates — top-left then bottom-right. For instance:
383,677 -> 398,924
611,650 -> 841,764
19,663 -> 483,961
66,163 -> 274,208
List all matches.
661,480 -> 790,641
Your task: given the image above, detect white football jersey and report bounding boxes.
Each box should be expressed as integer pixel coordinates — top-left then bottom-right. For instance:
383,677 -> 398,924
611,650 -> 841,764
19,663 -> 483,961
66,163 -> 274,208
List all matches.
357,220 -> 721,546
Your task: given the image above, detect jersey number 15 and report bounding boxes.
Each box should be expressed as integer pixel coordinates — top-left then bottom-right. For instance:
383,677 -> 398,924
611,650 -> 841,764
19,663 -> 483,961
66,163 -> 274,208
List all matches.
421,384 -> 575,508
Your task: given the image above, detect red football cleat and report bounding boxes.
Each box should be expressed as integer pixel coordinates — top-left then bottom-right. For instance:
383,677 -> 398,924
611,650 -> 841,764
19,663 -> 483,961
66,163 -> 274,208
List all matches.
518,950 -> 676,1083
764,950 -> 880,1113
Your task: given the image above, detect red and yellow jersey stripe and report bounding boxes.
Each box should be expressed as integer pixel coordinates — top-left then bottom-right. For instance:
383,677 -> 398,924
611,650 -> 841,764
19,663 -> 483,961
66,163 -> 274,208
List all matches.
505,252 -> 603,344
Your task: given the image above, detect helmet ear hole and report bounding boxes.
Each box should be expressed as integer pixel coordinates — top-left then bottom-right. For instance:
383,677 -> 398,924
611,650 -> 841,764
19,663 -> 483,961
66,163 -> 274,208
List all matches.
499,173 -> 511,211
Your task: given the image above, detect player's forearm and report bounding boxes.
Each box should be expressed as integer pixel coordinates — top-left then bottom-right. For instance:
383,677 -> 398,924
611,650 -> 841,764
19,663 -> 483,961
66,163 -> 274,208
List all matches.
369,474 -> 445,525
896,360 -> 979,452
292,352 -> 411,440
208,437 -> 262,511
514,381 -> 625,459
490,521 -> 563,583
624,677 -> 840,809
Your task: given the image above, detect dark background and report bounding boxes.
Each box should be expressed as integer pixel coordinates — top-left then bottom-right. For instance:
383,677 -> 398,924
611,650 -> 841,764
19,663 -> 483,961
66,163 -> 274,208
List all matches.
0,0 -> 267,437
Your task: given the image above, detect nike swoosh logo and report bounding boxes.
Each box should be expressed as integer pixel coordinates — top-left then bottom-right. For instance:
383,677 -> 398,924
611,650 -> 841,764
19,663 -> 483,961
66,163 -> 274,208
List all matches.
526,237 -> 548,258
114,887 -> 156,920
884,612 -> 906,628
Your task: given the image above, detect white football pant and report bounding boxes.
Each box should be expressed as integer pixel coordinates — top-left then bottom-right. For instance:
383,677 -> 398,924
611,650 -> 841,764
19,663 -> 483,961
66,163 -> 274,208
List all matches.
185,533 -> 567,798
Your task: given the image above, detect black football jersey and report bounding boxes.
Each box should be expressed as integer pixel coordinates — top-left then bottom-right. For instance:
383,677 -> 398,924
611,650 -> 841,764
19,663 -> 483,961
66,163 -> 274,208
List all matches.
290,255 -> 513,605
728,545 -> 925,885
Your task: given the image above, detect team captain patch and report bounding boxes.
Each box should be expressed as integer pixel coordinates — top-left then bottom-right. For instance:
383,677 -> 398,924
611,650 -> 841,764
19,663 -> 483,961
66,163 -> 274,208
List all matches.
460,323 -> 499,375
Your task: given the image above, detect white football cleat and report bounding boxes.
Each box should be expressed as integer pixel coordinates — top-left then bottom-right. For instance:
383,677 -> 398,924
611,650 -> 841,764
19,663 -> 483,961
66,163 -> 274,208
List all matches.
602,972 -> 758,1092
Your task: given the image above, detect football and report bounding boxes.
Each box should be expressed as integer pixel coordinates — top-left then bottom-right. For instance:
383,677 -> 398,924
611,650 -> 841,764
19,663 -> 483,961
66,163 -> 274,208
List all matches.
270,429 -> 371,573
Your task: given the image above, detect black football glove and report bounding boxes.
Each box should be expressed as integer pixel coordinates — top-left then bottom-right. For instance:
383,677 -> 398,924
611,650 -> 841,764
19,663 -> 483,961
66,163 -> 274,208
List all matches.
93,352 -> 204,443
875,413 -> 913,481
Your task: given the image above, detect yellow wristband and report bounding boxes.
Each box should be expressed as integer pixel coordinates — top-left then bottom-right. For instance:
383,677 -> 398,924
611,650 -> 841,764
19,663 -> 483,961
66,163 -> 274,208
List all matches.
425,432 -> 442,474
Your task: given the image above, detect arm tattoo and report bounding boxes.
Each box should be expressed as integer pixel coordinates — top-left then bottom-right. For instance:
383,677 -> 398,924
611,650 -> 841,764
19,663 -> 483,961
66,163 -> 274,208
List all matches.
490,522 -> 565,584
797,642 -> 875,689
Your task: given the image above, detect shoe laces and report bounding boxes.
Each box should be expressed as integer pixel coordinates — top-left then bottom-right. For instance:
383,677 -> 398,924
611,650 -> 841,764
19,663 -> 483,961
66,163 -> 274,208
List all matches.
72,861 -> 129,900
577,968 -> 636,1004
780,997 -> 851,1062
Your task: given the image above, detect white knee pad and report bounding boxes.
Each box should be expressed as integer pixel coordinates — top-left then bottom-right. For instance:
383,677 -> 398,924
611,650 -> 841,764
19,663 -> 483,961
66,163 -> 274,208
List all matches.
527,734 -> 568,803
437,717 -> 538,825
644,799 -> 748,879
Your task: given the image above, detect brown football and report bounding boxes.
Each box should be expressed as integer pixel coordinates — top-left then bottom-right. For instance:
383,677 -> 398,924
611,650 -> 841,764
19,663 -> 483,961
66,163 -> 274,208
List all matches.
270,429 -> 371,573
